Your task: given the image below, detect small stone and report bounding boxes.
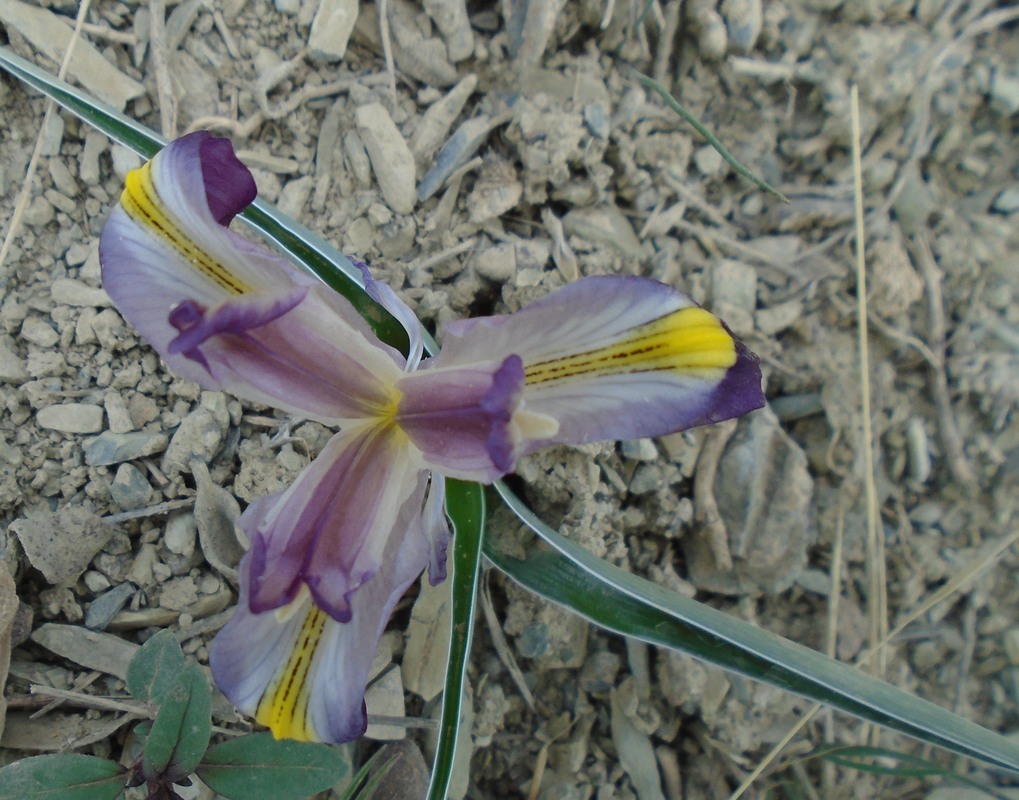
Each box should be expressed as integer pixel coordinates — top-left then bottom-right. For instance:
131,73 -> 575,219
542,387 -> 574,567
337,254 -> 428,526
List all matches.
721,0 -> 762,52
0,338 -> 27,383
562,205 -> 644,258
47,158 -> 78,197
1004,629 -> 1019,666
126,543 -> 159,587
162,407 -> 227,476
23,195 -> 55,227
473,243 -> 517,282
164,512 -> 197,558
629,464 -> 663,495
11,507 -> 116,587
417,114 -> 502,202
51,278 -> 111,307
423,0 -> 474,62
85,582 -> 136,630
620,438 -> 659,462
109,463 -> 152,510
989,70 -> 1019,117
103,393 -> 134,434
80,131 -> 107,185
84,431 -> 169,466
65,242 -> 92,267
711,259 -> 757,336
410,74 -> 478,164
158,576 -> 199,611
583,102 -> 610,139
111,144 -> 142,180
37,403 -> 104,434
20,317 -> 59,347
694,144 -> 726,177
308,0 -> 359,61
756,299 -> 802,335
991,187 -> 1019,215
83,571 -> 111,593
355,102 -> 417,214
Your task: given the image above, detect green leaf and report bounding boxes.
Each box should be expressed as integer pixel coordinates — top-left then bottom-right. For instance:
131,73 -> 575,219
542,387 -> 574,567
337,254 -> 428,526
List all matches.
197,733 -> 349,800
142,661 -> 212,780
814,746 -> 1006,797
127,630 -> 185,705
426,479 -> 485,800
0,754 -> 125,800
488,481 -> 1019,774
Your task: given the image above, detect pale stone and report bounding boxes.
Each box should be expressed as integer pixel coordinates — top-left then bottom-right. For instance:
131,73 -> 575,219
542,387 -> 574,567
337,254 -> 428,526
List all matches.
308,0 -> 359,61
37,404 -> 104,434
356,103 -> 417,214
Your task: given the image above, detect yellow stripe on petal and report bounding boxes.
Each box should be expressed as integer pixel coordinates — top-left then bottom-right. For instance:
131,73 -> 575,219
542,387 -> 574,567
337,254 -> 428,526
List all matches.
255,603 -> 328,741
524,306 -> 736,385
121,161 -> 252,295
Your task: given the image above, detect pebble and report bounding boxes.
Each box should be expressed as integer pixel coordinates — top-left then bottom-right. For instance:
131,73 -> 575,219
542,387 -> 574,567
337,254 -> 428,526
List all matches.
308,0 -> 359,61
30,623 -> 138,680
83,570 -> 111,593
80,131 -> 107,185
418,114 -> 504,201
109,463 -> 152,510
111,144 -> 142,180
159,576 -> 199,611
711,259 -> 757,336
562,205 -> 644,258
989,70 -> 1019,117
11,507 -> 116,587
47,158 -> 78,197
65,242 -> 92,267
423,0 -> 474,62
694,144 -> 726,177
0,338 -> 28,383
721,0 -> 762,53
355,102 -> 417,214
84,582 -> 136,631
164,512 -> 197,558
410,74 -> 478,164
23,195 -> 55,227
474,243 -> 517,282
50,278 -> 111,308
620,438 -> 659,462
37,403 -> 104,434
161,407 -> 227,476
126,543 -> 160,587
83,430 -> 169,467
992,188 -> 1019,215
583,102 -> 610,140
103,393 -> 134,434
21,317 -> 59,348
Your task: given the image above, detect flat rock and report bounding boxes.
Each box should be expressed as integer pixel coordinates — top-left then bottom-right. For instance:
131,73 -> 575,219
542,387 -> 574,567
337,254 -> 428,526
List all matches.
0,338 -> 27,383
0,0 -> 144,111
30,622 -> 138,679
36,403 -> 104,434
84,430 -> 169,466
109,463 -> 152,510
562,205 -> 645,259
84,582 -> 136,631
50,278 -> 111,307
11,507 -> 116,586
355,102 -> 417,214
684,407 -> 815,594
308,0 -> 358,61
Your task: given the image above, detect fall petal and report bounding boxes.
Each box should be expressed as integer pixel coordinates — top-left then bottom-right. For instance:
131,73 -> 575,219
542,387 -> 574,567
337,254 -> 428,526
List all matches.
426,276 -> 764,452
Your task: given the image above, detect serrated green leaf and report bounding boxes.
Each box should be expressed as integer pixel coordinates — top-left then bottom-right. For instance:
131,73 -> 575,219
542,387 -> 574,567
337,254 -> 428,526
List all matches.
142,662 -> 212,780
0,754 -> 125,800
127,630 -> 185,705
197,733 -> 349,800
488,480 -> 1019,775
426,479 -> 484,800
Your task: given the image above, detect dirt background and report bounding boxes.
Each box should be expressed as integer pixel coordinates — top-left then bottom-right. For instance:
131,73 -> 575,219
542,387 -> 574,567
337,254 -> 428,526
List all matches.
1,0 -> 1018,797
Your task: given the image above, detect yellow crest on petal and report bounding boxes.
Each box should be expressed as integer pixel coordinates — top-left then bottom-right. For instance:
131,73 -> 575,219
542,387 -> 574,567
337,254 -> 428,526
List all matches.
523,306 -> 736,385
254,599 -> 327,741
121,160 -> 252,296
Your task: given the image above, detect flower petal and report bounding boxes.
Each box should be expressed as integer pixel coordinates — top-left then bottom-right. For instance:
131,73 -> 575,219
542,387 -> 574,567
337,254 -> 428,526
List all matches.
427,276 -> 765,452
99,132 -> 405,421
243,424 -> 425,621
353,259 -> 424,371
395,355 -> 525,481
210,495 -> 431,744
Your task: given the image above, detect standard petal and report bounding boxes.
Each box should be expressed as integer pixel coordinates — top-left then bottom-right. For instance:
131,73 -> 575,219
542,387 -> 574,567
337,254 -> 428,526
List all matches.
395,355 -> 525,482
210,495 -> 431,744
425,276 -> 765,452
100,132 -> 406,420
243,423 -> 426,621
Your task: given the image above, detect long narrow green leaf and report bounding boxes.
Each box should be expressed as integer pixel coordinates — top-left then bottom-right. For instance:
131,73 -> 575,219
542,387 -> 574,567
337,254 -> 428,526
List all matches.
490,481 -> 1019,774
427,479 -> 485,800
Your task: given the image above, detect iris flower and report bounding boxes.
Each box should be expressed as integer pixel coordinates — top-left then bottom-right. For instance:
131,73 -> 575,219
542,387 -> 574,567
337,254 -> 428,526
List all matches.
99,132 -> 764,743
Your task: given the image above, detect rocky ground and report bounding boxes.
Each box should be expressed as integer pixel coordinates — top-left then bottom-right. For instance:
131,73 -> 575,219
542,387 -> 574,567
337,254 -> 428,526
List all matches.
1,0 -> 1018,798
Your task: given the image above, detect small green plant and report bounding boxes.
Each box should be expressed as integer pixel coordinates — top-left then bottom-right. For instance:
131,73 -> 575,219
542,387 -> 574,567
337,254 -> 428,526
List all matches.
0,631 -> 349,800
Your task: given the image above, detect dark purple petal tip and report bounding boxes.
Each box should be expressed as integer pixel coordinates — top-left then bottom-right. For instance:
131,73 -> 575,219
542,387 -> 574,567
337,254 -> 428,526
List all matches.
192,131 -> 257,226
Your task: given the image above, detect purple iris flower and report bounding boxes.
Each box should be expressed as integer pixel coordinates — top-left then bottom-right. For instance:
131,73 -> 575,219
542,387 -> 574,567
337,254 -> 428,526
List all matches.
99,132 -> 764,743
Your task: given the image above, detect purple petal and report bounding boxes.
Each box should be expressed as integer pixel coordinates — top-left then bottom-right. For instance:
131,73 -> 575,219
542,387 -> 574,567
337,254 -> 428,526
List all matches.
242,425 -> 426,621
354,259 -> 424,370
195,132 -> 257,225
426,276 -> 765,452
100,134 -> 407,421
210,489 -> 431,743
395,355 -> 525,481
